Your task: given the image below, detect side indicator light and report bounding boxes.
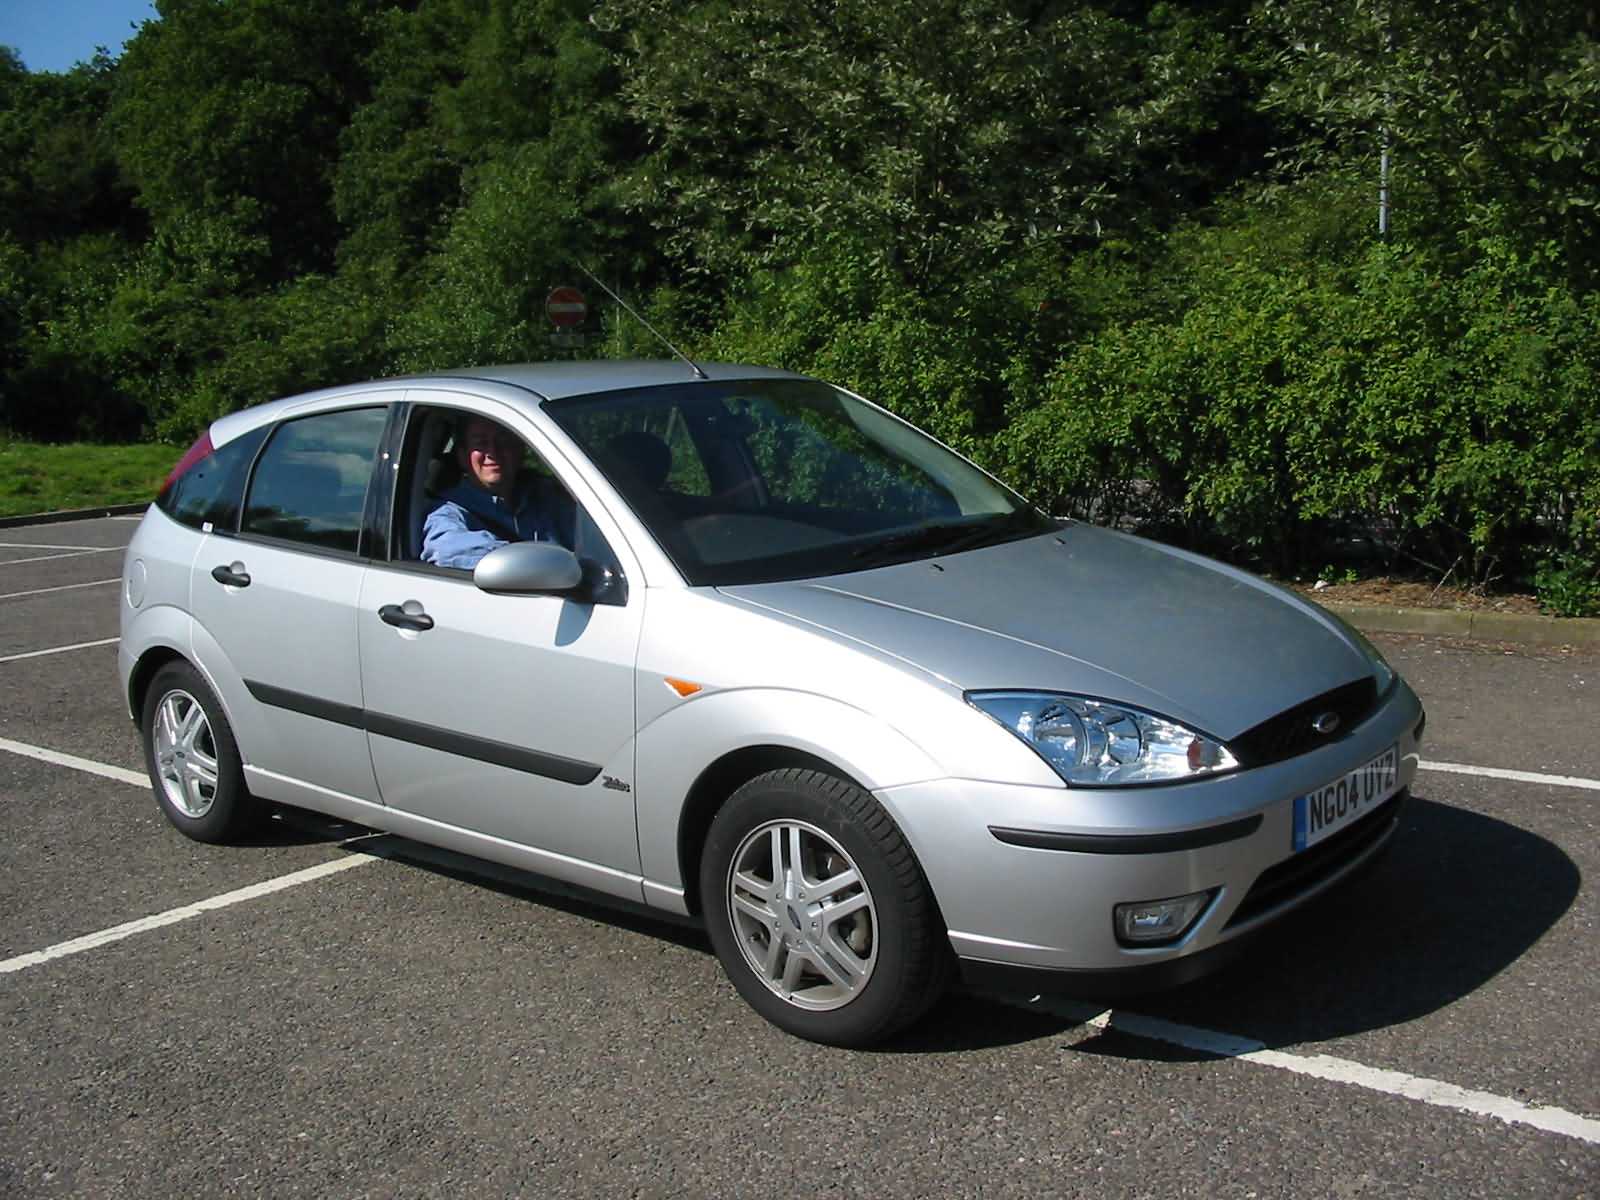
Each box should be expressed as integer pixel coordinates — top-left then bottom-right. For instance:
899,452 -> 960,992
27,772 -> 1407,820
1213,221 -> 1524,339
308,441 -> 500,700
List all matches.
664,677 -> 703,698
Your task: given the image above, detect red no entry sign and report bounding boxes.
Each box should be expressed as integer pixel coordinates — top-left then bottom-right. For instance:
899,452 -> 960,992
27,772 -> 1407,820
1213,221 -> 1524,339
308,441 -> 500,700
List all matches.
545,286 -> 588,328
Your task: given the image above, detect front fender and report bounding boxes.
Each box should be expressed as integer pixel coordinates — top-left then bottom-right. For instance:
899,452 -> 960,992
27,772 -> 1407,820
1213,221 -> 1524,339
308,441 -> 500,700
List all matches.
633,687 -> 944,892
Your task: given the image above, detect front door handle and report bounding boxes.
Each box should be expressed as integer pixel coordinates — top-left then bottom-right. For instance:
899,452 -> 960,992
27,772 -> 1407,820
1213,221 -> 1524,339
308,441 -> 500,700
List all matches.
379,602 -> 435,632
211,562 -> 250,588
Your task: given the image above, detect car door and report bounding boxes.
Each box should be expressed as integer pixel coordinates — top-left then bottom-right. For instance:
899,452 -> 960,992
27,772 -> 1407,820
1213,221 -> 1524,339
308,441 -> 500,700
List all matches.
356,393 -> 645,895
188,403 -> 390,805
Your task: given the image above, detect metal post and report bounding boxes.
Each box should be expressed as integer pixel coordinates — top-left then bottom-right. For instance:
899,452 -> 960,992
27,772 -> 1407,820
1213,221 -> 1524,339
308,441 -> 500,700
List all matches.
1379,129 -> 1390,236
1379,5 -> 1392,237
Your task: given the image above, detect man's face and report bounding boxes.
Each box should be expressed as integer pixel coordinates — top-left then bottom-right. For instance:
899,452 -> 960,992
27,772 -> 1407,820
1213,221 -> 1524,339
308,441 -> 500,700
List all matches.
457,417 -> 524,497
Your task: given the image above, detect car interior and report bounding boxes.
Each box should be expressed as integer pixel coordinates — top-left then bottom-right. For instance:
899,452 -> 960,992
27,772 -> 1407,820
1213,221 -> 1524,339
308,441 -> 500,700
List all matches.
394,406 -> 623,591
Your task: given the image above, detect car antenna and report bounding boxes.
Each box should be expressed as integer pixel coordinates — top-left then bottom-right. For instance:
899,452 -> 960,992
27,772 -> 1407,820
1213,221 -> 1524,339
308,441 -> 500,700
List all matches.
576,263 -> 709,380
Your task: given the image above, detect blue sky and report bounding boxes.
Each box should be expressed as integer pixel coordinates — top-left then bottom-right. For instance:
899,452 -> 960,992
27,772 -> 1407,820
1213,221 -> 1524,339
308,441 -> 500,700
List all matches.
1,0 -> 159,73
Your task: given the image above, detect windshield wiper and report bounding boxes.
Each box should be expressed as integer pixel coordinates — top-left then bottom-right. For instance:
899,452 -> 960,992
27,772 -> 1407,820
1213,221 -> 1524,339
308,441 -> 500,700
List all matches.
848,517 -> 1015,566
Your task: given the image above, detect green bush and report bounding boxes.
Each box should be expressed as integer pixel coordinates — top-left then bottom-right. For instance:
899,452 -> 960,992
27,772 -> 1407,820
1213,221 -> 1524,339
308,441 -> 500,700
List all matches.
1535,552 -> 1600,618
1001,221 -> 1600,585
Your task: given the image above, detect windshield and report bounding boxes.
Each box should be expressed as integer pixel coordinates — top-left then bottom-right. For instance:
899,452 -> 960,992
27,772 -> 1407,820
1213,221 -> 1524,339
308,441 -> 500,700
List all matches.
545,378 -> 1055,585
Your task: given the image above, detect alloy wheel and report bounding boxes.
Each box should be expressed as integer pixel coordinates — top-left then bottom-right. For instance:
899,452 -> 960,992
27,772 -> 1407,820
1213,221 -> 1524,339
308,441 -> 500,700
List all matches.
725,819 -> 878,1011
152,688 -> 221,819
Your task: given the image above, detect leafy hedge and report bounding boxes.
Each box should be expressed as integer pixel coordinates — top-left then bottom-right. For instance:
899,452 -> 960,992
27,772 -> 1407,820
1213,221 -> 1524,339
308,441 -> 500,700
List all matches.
998,231 -> 1600,606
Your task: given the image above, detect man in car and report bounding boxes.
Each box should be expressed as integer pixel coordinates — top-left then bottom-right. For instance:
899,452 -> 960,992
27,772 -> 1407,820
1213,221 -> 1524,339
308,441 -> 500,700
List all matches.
421,414 -> 570,569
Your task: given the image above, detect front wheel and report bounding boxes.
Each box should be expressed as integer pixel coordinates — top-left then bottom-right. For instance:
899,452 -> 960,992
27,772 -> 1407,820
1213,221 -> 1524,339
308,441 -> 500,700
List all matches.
141,660 -> 256,843
700,768 -> 950,1046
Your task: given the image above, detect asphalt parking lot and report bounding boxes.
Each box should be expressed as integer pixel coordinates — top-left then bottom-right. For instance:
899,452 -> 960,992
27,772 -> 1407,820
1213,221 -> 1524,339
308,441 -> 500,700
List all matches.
2,515 -> 1596,1198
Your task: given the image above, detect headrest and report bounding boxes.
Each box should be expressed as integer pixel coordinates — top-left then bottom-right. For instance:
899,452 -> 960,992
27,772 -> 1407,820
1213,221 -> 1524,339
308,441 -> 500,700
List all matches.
604,431 -> 672,491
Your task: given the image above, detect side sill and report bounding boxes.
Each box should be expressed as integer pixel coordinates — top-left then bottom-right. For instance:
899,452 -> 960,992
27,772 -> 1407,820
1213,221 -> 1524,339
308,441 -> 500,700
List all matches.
242,766 -> 646,906
642,879 -> 691,916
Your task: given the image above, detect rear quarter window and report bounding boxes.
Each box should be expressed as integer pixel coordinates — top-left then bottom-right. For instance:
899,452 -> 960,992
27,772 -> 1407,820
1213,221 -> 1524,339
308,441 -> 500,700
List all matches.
156,426 -> 269,533
241,408 -> 388,554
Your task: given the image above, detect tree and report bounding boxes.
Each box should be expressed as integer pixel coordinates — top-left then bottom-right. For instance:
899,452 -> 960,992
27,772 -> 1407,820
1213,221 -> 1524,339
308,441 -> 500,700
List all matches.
600,0 -> 1248,292
368,0 -> 633,368
111,0 -> 385,280
1255,0 -> 1600,278
0,48 -> 137,246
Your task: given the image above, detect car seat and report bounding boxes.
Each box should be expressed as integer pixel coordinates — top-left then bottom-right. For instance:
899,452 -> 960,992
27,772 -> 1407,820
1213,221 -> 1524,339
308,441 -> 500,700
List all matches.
408,411 -> 459,559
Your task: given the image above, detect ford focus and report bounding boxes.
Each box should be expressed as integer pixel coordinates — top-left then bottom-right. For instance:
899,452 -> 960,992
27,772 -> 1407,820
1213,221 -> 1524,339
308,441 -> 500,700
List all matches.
119,361 -> 1423,1046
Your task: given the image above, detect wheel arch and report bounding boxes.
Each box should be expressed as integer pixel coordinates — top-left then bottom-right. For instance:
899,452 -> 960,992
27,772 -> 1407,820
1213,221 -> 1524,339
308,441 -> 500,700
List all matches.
637,687 -> 946,914
676,745 -> 869,917
128,644 -> 187,724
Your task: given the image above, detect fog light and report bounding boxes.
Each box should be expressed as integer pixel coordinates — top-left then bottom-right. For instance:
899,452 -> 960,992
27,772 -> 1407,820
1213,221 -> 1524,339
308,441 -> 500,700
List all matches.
1113,890 -> 1214,946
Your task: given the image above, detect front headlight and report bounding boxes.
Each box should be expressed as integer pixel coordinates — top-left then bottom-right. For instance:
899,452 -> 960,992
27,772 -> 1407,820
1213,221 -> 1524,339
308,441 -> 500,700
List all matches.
968,692 -> 1241,787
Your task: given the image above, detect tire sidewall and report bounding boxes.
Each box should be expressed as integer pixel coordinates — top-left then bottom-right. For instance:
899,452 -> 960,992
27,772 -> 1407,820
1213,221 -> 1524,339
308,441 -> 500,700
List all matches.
700,771 -> 927,1046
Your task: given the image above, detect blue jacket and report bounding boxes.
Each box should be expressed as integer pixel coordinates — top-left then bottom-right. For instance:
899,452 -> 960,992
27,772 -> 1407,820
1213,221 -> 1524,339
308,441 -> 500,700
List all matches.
421,478 -> 570,569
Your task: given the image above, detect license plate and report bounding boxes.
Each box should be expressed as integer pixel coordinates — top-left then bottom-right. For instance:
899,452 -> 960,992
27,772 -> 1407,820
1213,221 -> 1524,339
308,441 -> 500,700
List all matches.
1292,744 -> 1399,852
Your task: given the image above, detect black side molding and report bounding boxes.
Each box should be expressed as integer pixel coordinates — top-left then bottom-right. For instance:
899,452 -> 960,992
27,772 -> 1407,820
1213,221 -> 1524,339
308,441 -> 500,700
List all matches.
246,681 -> 362,729
988,814 -> 1263,855
363,710 -> 599,785
244,680 -> 601,786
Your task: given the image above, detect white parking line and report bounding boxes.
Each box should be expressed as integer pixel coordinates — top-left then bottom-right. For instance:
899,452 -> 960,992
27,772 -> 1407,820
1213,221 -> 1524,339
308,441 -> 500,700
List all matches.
1046,1003 -> 1600,1146
0,636 -> 120,664
0,578 -> 119,601
0,547 -> 123,567
0,735 -> 147,787
0,541 -> 101,551
0,855 -> 377,976
1419,760 -> 1600,793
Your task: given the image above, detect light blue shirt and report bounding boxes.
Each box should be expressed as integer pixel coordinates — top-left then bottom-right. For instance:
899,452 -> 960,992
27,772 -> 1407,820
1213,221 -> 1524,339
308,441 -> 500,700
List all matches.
420,479 -> 569,570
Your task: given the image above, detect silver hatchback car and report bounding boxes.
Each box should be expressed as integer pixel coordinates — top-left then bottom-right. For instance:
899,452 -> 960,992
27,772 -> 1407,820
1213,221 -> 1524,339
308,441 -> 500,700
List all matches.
120,361 -> 1423,1046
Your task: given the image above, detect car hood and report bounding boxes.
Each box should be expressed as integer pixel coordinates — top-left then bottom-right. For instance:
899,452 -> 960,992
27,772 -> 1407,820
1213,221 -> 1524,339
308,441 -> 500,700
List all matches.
718,524 -> 1376,740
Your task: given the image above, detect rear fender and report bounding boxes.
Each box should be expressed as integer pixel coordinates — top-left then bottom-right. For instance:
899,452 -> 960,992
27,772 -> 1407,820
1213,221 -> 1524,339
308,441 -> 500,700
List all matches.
121,604 -> 192,721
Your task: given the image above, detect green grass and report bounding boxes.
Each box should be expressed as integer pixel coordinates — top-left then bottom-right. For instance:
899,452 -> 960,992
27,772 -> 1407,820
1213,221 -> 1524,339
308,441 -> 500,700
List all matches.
0,438 -> 180,519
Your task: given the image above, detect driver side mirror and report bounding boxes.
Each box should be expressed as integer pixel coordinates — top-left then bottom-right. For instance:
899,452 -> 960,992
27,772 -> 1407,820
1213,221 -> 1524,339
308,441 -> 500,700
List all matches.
474,542 -> 581,594
473,541 -> 627,605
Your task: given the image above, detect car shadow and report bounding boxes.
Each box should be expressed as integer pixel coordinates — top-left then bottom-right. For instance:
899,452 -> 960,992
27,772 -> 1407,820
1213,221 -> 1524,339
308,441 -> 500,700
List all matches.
304,791 -> 1578,1055
352,832 -> 1067,1050
900,791 -> 1581,1056
343,831 -> 714,955
225,805 -> 376,848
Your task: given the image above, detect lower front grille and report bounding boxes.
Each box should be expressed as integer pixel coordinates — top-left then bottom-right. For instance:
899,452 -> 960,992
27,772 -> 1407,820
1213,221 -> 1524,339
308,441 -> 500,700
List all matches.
1225,790 -> 1405,929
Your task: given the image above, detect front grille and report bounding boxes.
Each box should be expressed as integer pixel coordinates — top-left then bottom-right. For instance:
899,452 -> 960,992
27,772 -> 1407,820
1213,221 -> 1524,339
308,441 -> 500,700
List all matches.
1224,790 -> 1405,929
1231,677 -> 1378,767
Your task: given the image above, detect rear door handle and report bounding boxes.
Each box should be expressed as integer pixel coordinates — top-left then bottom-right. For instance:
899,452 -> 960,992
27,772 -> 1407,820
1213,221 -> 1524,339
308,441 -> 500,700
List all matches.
211,563 -> 250,588
379,602 -> 434,632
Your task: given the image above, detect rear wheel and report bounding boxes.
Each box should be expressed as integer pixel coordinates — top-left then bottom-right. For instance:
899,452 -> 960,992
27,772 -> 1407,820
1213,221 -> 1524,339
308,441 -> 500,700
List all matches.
700,768 -> 950,1046
141,661 -> 256,843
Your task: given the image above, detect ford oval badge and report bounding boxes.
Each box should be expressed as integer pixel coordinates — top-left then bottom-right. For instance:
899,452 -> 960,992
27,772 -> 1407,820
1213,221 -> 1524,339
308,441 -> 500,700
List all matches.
1311,711 -> 1342,736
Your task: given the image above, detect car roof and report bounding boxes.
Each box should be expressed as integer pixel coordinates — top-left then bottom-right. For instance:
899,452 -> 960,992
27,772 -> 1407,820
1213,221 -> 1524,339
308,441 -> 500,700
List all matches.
209,360 -> 810,447
449,360 -> 806,398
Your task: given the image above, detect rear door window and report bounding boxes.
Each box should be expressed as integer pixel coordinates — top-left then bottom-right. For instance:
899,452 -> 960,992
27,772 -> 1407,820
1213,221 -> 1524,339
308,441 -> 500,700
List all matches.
241,408 -> 388,555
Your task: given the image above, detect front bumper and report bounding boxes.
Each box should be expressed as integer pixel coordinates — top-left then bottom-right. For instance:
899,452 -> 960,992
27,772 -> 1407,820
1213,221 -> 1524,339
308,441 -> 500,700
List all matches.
875,679 -> 1423,988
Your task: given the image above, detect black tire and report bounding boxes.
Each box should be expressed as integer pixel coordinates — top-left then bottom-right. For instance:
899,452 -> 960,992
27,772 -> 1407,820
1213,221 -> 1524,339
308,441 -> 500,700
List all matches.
700,767 -> 951,1047
140,660 -> 256,843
